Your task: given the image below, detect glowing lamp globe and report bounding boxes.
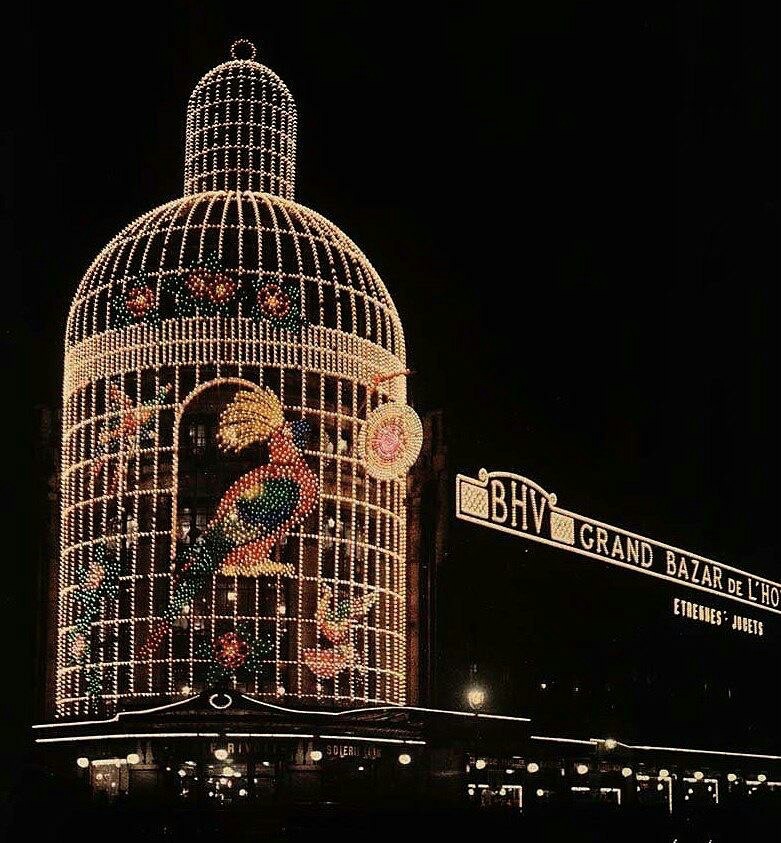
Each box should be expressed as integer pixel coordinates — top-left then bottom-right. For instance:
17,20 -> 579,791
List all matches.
466,686 -> 487,710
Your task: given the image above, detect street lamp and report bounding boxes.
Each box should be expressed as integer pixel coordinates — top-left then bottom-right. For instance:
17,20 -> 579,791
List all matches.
466,685 -> 486,710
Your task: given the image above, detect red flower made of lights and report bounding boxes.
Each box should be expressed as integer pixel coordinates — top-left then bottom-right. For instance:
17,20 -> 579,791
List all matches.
85,562 -> 106,591
370,418 -> 405,463
184,267 -> 213,299
126,285 -> 156,317
185,268 -> 238,303
257,283 -> 292,319
71,632 -> 88,661
207,273 -> 238,304
214,632 -> 249,670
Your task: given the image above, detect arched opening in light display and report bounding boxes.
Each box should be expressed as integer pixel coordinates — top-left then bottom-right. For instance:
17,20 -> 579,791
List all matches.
173,378 -> 266,552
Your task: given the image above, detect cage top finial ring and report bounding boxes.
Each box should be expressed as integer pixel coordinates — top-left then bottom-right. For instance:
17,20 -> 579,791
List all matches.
231,39 -> 257,61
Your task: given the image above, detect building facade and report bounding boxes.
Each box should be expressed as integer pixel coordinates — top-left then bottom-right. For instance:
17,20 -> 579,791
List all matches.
29,42 -> 781,843
55,40 -> 422,719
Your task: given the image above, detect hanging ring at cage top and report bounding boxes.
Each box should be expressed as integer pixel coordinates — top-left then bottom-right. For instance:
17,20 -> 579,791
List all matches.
231,39 -> 257,61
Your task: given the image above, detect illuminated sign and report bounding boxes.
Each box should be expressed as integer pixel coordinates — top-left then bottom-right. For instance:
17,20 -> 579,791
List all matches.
323,743 -> 382,760
456,469 -> 781,616
671,597 -> 765,636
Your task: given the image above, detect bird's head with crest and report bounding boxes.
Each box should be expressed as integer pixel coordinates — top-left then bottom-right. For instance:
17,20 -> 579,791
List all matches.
217,388 -> 310,464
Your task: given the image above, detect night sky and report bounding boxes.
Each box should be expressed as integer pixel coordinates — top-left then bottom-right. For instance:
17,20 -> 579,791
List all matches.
2,1 -> 778,767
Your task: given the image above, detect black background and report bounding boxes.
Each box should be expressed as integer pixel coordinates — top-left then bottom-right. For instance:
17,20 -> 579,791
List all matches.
2,0 -> 778,777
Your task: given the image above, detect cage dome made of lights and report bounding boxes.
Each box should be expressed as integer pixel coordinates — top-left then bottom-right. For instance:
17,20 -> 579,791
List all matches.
57,41 -> 421,719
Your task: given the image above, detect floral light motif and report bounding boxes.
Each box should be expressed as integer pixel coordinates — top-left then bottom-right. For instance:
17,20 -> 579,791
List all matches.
111,276 -> 160,328
245,276 -> 303,330
76,543 -> 121,615
372,417 -> 405,461
196,624 -> 273,686
214,632 -> 250,669
122,257 -> 307,328
359,402 -> 423,480
168,253 -> 240,317
303,586 -> 377,679
258,283 -> 291,318
125,285 -> 156,318
67,542 -> 121,696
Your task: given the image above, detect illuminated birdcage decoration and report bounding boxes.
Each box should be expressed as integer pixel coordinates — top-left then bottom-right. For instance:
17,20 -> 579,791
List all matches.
56,40 -> 421,718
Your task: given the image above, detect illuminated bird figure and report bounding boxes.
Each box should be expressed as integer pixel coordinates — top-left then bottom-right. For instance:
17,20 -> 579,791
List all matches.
303,586 -> 377,679
94,382 -> 172,479
143,388 -> 318,656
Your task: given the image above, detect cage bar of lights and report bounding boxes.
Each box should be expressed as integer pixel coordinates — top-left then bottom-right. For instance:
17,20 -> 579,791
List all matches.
56,41 -> 418,718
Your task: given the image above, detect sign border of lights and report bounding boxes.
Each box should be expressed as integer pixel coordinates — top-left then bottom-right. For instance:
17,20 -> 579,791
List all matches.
456,469 -> 781,616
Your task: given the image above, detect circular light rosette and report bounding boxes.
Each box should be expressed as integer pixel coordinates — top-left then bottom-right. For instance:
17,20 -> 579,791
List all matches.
359,402 -> 423,480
